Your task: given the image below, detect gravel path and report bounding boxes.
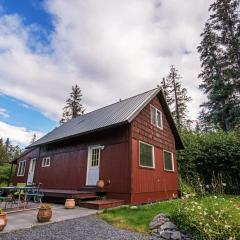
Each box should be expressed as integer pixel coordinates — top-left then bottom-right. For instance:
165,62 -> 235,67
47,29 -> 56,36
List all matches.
0,215 -> 156,240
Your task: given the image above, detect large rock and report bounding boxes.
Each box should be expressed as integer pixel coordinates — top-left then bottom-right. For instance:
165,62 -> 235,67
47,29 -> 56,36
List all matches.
150,213 -> 191,239
159,230 -> 172,239
171,231 -> 182,240
159,222 -> 177,231
149,218 -> 166,230
152,213 -> 169,222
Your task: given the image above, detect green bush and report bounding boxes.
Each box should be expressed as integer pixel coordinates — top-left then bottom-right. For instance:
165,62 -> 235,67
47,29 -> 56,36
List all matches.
177,130 -> 240,194
173,196 -> 240,240
0,163 -> 15,185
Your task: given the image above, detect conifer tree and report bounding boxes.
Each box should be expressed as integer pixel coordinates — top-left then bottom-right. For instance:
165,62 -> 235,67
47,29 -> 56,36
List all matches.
30,133 -> 36,144
198,0 -> 240,131
160,77 -> 174,106
60,84 -> 85,125
162,65 -> 192,127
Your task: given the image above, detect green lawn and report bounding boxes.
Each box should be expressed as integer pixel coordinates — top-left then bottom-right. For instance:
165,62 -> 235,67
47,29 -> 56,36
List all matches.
100,199 -> 179,233
100,196 -> 240,239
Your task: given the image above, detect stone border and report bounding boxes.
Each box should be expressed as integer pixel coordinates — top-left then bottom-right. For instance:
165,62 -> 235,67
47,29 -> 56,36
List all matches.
149,213 -> 192,240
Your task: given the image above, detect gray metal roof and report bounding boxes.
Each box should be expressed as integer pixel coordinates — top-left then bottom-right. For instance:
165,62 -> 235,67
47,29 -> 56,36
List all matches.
28,88 -> 161,148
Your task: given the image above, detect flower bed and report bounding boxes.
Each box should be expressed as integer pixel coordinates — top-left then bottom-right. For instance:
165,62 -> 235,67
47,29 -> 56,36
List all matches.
172,196 -> 240,240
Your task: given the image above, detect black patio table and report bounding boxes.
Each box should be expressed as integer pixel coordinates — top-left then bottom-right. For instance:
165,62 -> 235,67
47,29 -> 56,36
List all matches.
0,186 -> 39,210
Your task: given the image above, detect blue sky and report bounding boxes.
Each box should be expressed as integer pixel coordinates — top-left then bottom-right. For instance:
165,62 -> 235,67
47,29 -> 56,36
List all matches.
0,0 -> 210,147
0,0 -> 56,146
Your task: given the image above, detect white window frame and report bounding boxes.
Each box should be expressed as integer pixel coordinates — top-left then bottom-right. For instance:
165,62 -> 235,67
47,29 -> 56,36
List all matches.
139,141 -> 155,169
163,150 -> 174,172
150,105 -> 163,129
17,160 -> 26,176
42,156 -> 51,167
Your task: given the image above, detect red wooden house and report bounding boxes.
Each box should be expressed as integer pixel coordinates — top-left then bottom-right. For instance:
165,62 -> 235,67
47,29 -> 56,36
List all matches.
13,88 -> 183,206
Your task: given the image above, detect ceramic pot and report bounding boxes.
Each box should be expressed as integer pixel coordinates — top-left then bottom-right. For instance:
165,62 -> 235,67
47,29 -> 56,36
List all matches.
37,208 -> 52,223
65,199 -> 75,209
0,213 -> 7,231
96,180 -> 105,189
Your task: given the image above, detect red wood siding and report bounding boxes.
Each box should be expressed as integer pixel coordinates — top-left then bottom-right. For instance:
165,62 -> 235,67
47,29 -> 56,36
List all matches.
34,149 -> 88,189
13,148 -> 39,184
14,126 -> 131,202
100,142 -> 130,194
131,97 -> 176,151
130,96 -> 178,204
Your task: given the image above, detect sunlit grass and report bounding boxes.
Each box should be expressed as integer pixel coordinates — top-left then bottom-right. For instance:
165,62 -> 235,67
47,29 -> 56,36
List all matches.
100,199 -> 179,233
100,196 -> 240,239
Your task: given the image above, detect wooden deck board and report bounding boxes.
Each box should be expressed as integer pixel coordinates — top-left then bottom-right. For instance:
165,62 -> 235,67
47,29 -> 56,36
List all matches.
41,189 -> 97,199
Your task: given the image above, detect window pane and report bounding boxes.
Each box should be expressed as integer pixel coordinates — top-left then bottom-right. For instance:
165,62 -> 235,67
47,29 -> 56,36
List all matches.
91,148 -> 100,166
17,163 -> 21,175
23,161 -> 26,175
156,111 -> 162,128
151,107 -> 156,125
140,142 -> 153,167
164,151 -> 173,171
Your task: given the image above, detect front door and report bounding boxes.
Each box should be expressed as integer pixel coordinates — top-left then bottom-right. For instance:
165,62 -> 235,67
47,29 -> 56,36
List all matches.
86,146 -> 101,186
27,158 -> 36,184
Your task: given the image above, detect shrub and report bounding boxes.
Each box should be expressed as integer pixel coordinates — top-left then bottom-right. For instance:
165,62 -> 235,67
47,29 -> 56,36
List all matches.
173,196 -> 240,240
177,130 -> 240,194
0,163 -> 15,184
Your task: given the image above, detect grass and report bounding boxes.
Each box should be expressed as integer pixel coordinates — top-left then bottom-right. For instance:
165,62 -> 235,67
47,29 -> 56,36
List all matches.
100,196 -> 240,239
100,199 -> 179,233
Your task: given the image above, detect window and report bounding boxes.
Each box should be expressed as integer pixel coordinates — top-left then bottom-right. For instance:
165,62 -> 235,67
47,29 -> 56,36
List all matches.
17,160 -> 26,176
151,105 -> 163,129
139,141 -> 155,168
42,157 -> 51,167
163,150 -> 174,172
91,148 -> 100,167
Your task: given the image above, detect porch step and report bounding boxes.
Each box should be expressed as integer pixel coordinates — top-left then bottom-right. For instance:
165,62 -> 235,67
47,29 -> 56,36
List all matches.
79,199 -> 125,210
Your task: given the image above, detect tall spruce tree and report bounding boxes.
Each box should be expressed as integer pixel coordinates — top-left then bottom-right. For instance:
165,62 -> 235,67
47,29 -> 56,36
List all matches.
198,0 -> 240,131
160,77 -> 174,106
162,65 -> 192,127
30,133 -> 36,144
60,84 -> 85,125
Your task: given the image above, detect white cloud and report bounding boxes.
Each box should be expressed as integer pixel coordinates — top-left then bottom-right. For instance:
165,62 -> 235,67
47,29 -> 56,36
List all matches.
0,108 -> 9,117
0,121 -> 45,146
0,0 -> 212,121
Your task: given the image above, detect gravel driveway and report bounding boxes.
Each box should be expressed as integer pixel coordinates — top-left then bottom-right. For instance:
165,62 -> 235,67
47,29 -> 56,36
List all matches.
0,215 -> 156,240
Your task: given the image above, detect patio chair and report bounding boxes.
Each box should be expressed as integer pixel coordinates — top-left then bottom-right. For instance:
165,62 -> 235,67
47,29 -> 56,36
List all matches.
14,183 -> 26,200
26,185 -> 44,203
0,193 -> 16,209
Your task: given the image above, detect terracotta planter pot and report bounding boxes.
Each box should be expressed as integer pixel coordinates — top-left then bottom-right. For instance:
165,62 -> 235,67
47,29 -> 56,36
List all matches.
37,208 -> 52,223
96,180 -> 105,189
0,213 -> 7,232
65,199 -> 75,209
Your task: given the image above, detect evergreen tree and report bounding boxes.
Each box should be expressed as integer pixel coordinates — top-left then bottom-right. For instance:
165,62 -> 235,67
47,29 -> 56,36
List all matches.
160,77 -> 174,106
198,0 -> 240,131
30,133 -> 37,144
0,138 -> 21,163
60,84 -> 85,124
162,65 -> 192,127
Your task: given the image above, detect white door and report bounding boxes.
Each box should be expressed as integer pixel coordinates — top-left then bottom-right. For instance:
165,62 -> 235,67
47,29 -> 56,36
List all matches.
86,146 -> 101,186
27,158 -> 36,184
